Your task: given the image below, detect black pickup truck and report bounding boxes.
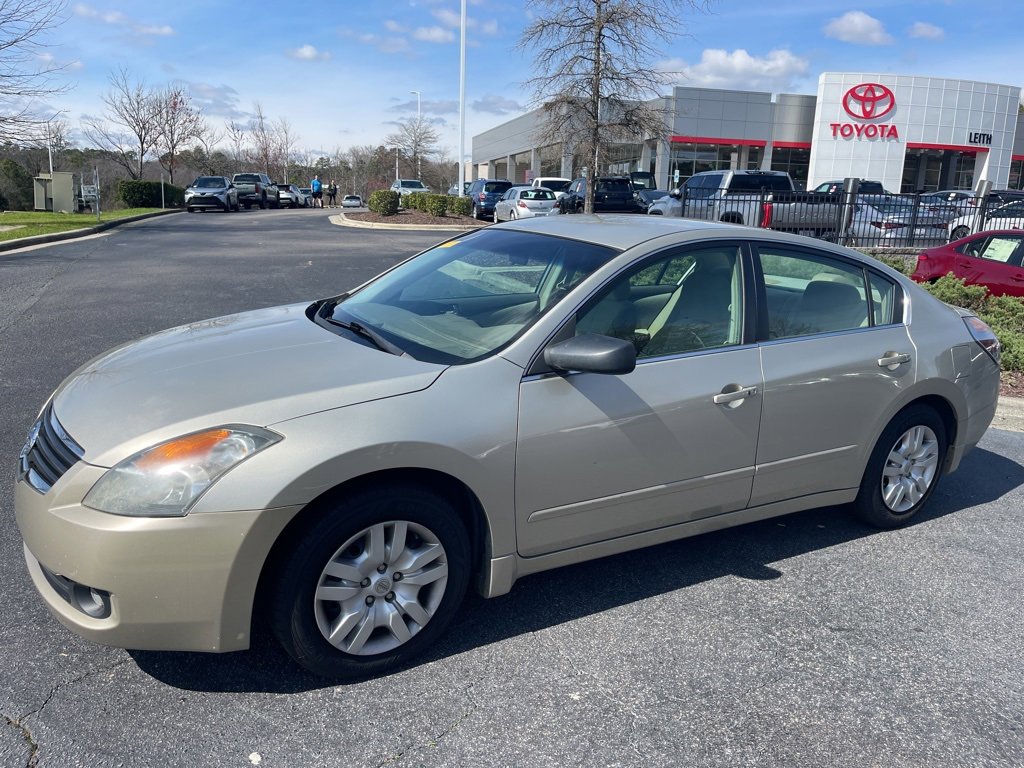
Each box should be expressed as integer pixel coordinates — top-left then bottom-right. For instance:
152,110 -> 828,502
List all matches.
231,173 -> 280,209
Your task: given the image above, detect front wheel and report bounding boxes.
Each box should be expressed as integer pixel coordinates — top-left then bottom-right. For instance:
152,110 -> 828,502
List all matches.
950,225 -> 970,241
852,405 -> 947,528
259,195 -> 267,210
271,487 -> 470,679
472,204 -> 480,220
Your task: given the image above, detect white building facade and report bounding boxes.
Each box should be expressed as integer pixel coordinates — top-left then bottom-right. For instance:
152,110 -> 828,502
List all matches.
471,72 -> 1024,193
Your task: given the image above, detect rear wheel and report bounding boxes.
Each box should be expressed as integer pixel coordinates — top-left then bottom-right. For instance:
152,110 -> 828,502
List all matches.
950,225 -> 970,241
271,487 -> 470,680
852,405 -> 947,528
259,196 -> 267,210
186,206 -> 194,213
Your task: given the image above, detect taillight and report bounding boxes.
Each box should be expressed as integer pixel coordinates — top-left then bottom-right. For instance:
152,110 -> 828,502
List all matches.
517,201 -> 527,208
761,202 -> 773,228
964,316 -> 1001,366
479,192 -> 486,201
871,221 -> 905,230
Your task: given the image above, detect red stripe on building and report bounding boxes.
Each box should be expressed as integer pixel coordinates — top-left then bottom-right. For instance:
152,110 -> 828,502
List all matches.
906,142 -> 989,153
1013,155 -> 1024,162
669,136 -> 767,147
771,141 -> 812,149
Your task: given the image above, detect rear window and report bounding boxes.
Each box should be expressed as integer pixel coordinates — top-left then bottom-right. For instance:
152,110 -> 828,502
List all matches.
484,182 -> 512,193
728,175 -> 793,193
234,174 -> 260,182
522,189 -> 555,200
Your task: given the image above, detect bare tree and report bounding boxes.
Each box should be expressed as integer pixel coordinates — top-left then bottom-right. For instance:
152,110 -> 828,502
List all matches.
153,85 -> 201,184
247,102 -> 276,175
385,116 -> 440,180
83,68 -> 160,179
224,119 -> 247,174
519,0 -> 707,212
273,116 -> 298,183
191,120 -> 224,174
0,0 -> 70,143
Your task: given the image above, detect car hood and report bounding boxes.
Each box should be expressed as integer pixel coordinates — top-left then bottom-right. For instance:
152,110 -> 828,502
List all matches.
51,303 -> 447,466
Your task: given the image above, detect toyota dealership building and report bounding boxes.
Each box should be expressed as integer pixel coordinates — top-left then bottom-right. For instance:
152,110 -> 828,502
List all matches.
471,72 -> 1024,193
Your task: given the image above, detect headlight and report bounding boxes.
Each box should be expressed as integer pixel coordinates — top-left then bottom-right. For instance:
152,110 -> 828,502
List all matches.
83,425 -> 281,517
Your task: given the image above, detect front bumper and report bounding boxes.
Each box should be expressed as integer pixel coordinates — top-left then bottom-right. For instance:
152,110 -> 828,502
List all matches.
185,194 -> 229,209
15,465 -> 301,653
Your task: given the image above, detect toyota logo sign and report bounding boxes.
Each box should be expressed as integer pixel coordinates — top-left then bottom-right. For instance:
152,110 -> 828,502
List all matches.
842,83 -> 896,120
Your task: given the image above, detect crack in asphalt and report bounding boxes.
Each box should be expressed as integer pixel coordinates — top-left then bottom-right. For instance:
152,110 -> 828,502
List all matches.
2,714 -> 37,768
373,677 -> 482,767
5,657 -> 133,767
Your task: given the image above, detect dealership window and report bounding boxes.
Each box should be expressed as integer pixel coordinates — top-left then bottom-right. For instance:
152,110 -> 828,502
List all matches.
1009,159 -> 1024,191
539,145 -> 563,178
669,143 -> 733,184
512,150 -> 532,184
604,143 -> 643,176
745,147 -> 762,171
770,148 -> 810,190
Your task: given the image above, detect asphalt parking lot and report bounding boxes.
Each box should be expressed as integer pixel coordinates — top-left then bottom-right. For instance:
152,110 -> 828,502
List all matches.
1,209 -> 1022,768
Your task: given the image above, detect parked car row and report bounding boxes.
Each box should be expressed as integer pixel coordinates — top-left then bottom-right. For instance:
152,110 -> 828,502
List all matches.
185,175 -> 367,213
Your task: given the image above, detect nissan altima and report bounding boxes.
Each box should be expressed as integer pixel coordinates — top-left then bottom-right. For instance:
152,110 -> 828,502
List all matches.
15,216 -> 1000,679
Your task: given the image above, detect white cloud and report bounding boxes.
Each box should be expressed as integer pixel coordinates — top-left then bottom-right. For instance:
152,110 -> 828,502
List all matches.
384,20 -> 407,33
824,11 -> 893,45
288,44 -> 330,61
413,26 -> 454,44
432,9 -> 464,28
74,4 -> 174,36
472,95 -> 525,115
659,48 -> 810,92
481,20 -> 498,36
908,22 -> 944,40
354,32 -> 411,55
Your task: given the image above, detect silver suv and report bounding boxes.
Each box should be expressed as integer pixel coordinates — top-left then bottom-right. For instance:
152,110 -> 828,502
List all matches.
390,179 -> 430,197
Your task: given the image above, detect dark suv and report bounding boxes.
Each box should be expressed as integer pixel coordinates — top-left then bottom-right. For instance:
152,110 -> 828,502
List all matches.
467,179 -> 513,219
561,177 -> 640,213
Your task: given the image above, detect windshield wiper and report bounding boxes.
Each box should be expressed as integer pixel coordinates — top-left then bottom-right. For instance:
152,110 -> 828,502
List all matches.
326,317 -> 406,357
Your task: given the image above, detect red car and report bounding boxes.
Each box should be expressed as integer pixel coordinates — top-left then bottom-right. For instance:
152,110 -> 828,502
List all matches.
911,229 -> 1024,297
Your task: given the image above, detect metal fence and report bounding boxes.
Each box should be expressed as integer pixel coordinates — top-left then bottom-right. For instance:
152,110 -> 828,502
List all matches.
663,188 -> 1021,249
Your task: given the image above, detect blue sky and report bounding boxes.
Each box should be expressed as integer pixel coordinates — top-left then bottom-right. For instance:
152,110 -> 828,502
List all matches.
32,1 -> 1024,161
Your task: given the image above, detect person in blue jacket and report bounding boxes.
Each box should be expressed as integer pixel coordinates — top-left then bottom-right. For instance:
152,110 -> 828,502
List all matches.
310,176 -> 323,208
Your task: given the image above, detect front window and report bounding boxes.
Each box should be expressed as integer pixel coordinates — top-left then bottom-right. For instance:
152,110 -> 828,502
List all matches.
329,229 -> 618,364
575,245 -> 744,358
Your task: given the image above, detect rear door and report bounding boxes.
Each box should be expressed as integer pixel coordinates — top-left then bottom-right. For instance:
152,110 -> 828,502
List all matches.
750,242 -> 914,505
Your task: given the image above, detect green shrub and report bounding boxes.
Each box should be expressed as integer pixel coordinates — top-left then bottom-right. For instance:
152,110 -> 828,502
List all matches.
116,180 -> 184,208
921,273 -> 988,313
367,190 -> 400,216
918,275 -> 1024,372
448,195 -> 473,217
403,191 -> 424,211
425,194 -> 448,217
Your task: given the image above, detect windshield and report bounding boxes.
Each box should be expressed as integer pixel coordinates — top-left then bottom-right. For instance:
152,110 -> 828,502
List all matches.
234,174 -> 260,182
402,181 -> 426,189
331,229 -> 618,364
193,177 -> 227,188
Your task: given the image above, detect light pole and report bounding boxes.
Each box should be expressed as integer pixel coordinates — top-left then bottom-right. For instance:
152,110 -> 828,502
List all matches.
458,0 -> 467,196
410,90 -> 421,179
392,147 -> 399,181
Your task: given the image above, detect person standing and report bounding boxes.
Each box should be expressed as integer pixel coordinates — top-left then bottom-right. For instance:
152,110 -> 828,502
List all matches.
310,175 -> 323,208
327,179 -> 338,208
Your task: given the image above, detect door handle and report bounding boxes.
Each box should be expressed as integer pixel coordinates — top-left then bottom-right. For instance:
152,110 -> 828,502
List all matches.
714,384 -> 759,407
877,352 -> 911,370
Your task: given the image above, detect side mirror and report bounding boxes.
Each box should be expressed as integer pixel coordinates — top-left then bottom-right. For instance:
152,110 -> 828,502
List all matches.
669,188 -> 682,199
543,333 -> 636,375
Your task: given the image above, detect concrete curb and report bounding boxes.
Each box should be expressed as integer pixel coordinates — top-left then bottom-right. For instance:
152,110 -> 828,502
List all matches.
0,209 -> 182,254
994,394 -> 1024,432
329,212 -> 483,231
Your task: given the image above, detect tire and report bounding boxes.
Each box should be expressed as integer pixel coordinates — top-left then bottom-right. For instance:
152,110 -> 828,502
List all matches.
492,208 -> 499,223
271,486 -> 470,680
472,204 -> 480,220
510,208 -> 517,221
852,404 -> 947,529
244,202 -> 251,210
950,225 -> 969,241
259,195 -> 267,210
186,207 -> 194,213
270,197 -> 280,210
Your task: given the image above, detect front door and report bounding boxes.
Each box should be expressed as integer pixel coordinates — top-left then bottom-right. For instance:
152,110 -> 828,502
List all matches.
514,244 -> 763,557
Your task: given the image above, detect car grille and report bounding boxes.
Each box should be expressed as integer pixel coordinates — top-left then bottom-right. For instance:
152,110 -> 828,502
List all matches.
19,404 -> 85,493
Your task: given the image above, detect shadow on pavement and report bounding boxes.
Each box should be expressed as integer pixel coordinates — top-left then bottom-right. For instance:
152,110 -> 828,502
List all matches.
129,446 -> 1023,694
